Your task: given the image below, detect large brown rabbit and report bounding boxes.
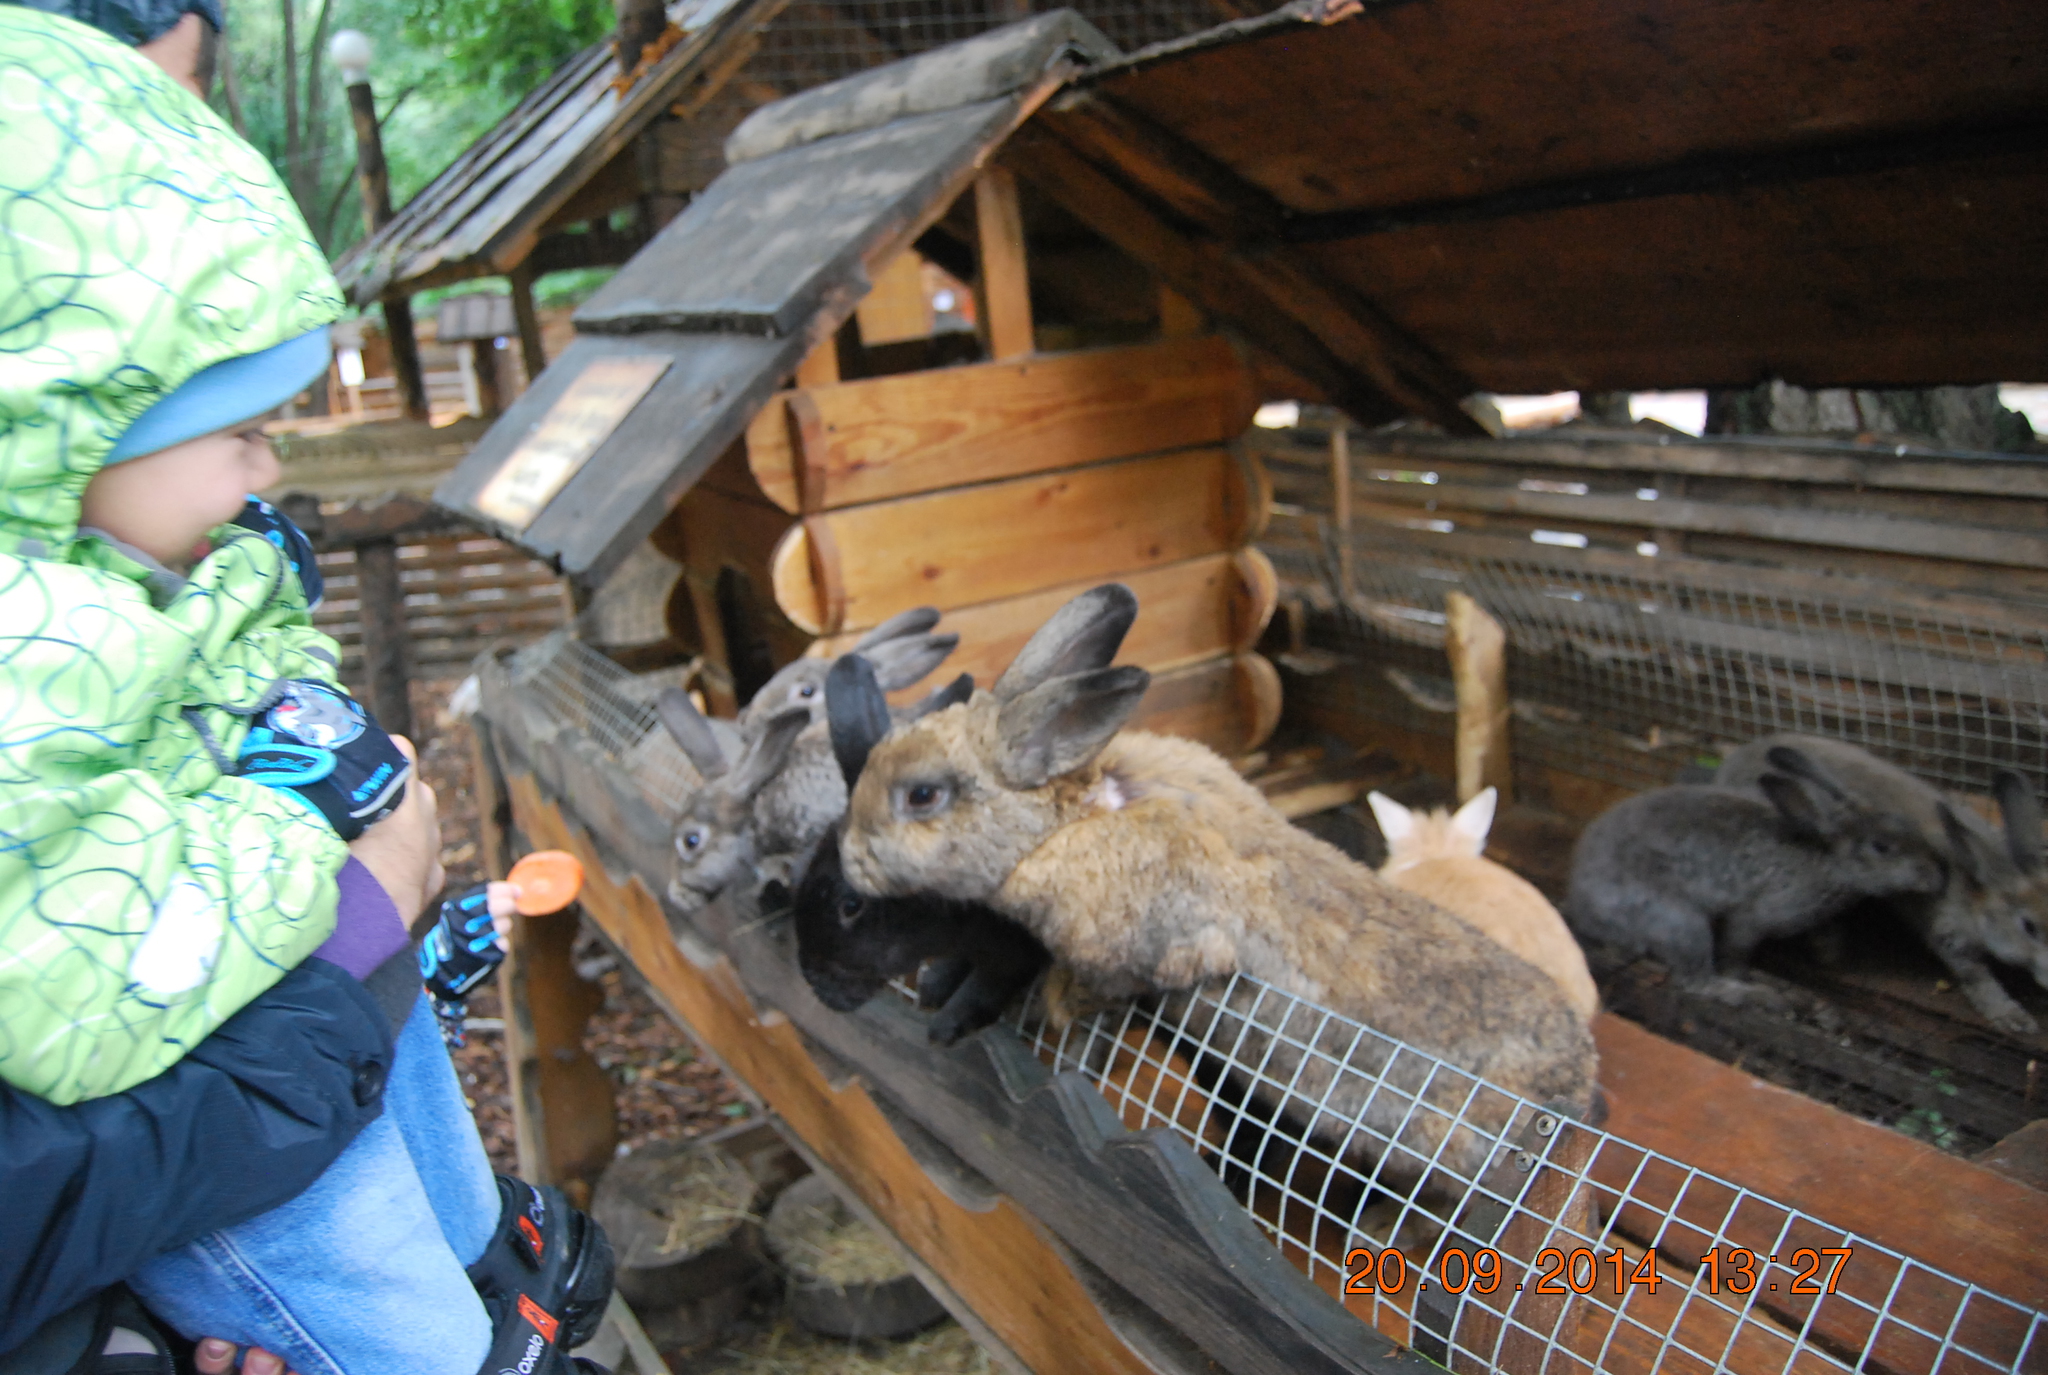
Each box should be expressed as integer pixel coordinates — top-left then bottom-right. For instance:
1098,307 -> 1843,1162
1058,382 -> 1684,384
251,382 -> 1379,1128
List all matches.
1367,788 -> 1600,1023
837,585 -> 1597,1192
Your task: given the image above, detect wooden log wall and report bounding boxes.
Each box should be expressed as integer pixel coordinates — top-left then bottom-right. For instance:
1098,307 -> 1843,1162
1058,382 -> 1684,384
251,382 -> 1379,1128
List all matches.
653,332 -> 1284,756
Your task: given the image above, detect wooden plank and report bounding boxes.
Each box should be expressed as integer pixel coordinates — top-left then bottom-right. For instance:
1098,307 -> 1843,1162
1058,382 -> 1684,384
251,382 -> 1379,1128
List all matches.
1444,591 -> 1511,804
744,335 -> 1256,513
1592,1014 -> 2048,1311
1350,477 -> 2048,571
810,548 -> 1278,688
855,249 -> 934,346
975,167 -> 1034,360
661,483 -> 792,588
1348,431 -> 2048,502
768,446 -> 1260,635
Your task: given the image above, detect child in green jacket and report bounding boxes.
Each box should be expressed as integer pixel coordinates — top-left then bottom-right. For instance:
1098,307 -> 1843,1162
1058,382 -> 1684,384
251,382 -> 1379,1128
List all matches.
0,8 -> 610,1372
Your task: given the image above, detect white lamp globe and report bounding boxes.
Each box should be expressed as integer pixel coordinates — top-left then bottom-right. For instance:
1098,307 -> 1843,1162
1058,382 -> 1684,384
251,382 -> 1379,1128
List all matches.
329,30 -> 373,84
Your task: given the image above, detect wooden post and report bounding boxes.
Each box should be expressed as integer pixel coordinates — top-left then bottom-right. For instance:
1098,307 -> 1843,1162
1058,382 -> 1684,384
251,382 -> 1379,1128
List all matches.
1444,590 -> 1511,805
793,332 -> 840,389
380,295 -> 429,424
1329,421 -> 1352,598
508,262 -> 549,389
464,339 -> 503,417
344,79 -> 428,424
974,167 -> 1033,361
502,899 -> 618,1202
353,537 -> 414,741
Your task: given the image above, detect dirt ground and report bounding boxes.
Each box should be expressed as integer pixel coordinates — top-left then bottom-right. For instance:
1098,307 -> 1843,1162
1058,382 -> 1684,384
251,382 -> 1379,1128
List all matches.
409,678 -> 989,1372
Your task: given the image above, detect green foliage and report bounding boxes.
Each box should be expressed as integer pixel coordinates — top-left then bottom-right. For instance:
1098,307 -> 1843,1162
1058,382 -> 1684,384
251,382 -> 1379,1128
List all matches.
211,0 -> 610,258
398,0 -> 612,98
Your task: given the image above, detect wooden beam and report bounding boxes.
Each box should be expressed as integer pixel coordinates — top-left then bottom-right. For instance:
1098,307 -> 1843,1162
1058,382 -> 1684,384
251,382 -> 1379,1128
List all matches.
1159,284 -> 1205,338
1329,422 -> 1352,596
507,261 -> 549,388
352,538 -> 414,741
1444,590 -> 1511,804
854,250 -> 934,346
464,340 -> 503,418
744,335 -> 1257,513
502,899 -> 618,1201
792,334 -> 840,389
381,295 -> 430,423
974,167 -> 1034,361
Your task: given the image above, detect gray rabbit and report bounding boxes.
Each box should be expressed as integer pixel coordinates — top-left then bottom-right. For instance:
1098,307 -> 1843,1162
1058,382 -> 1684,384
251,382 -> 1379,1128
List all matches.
1565,746 -> 1947,996
659,697 -> 812,913
837,584 -> 1597,1194
655,608 -> 960,910
1717,734 -> 2048,1033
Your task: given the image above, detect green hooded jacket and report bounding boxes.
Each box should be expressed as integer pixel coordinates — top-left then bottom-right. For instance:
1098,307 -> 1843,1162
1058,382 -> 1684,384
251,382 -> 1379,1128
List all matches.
0,8 -> 357,1104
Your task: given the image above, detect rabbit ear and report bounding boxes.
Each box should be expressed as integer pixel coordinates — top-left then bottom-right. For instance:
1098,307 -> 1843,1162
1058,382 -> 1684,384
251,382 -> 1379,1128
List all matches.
906,672 -> 974,721
729,706 -> 811,802
855,606 -> 943,650
1452,787 -> 1498,846
1759,772 -> 1833,844
1992,771 -> 2043,875
994,665 -> 1150,789
1763,746 -> 1850,803
656,687 -> 731,779
992,584 -> 1140,701
826,654 -> 892,786
865,631 -> 960,691
1940,802 -> 1991,887
1366,792 -> 1414,847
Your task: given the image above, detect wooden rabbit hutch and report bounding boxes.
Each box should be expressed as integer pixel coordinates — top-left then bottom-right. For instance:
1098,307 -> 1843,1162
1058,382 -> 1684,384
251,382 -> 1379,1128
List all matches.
436,4 -> 2048,1372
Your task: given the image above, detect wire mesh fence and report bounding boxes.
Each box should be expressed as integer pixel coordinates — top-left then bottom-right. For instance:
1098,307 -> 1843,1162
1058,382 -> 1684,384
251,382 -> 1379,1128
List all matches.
486,630 -> 2045,1375
1272,518 -> 2048,806
1017,981 -> 2047,1375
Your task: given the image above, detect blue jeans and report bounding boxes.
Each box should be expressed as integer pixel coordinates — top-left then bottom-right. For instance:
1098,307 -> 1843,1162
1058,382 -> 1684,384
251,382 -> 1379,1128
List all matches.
129,996 -> 499,1375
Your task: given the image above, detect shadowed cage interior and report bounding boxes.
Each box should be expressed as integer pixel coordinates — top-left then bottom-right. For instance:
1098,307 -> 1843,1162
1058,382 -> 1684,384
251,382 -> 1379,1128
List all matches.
481,633 -> 2047,1373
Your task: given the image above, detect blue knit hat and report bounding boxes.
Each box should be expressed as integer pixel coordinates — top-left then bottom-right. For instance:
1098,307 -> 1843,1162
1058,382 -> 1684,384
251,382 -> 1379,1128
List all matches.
105,327 -> 331,463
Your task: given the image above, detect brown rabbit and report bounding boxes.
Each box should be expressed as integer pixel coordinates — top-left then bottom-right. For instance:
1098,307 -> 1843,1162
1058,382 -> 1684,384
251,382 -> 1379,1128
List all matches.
1367,788 -> 1600,1023
837,586 -> 1597,1191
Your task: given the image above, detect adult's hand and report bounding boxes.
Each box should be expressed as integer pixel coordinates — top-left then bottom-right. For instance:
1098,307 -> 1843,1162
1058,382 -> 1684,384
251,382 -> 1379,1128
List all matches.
344,736 -> 443,922
195,1337 -> 300,1375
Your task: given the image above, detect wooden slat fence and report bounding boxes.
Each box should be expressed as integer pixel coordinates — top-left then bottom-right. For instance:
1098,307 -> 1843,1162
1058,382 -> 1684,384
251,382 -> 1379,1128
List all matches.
313,532 -> 566,690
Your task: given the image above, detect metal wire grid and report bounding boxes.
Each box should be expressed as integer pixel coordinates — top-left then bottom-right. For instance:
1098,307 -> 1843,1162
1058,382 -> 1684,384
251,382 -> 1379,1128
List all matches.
504,630 -> 709,816
1015,980 -> 2047,1375
1282,520 -> 2048,804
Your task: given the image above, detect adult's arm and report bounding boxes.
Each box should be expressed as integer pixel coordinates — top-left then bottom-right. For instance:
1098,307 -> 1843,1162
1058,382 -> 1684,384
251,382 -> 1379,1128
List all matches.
0,956 -> 396,1354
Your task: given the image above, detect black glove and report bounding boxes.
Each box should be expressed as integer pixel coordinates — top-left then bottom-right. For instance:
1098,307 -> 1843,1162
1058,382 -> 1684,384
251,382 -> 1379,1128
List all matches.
419,885 -> 505,1046
232,495 -> 324,607
235,679 -> 410,840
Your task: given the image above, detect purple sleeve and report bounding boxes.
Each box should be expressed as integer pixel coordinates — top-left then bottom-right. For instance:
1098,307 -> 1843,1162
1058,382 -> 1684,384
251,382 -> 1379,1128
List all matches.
312,857 -> 411,980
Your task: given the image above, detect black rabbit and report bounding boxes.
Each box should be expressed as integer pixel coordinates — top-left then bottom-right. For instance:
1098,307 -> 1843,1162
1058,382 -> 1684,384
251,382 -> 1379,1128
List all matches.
790,654 -> 1047,1046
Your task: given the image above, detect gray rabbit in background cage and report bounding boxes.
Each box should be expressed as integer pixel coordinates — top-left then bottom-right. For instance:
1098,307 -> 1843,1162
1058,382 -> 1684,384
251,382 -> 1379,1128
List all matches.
654,607 -> 961,911
1564,745 -> 1948,999
835,583 -> 1598,1192
1716,734 -> 2048,1033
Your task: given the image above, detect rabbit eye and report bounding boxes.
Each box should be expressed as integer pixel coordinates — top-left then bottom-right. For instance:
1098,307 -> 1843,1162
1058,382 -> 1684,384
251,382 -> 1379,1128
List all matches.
2024,916 -> 2042,941
1870,838 -> 1896,857
682,829 -> 704,851
898,781 -> 951,816
799,684 -> 817,699
837,894 -> 864,924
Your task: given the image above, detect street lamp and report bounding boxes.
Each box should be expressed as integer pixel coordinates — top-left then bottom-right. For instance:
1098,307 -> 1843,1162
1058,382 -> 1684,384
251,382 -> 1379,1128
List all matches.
329,26 -> 427,423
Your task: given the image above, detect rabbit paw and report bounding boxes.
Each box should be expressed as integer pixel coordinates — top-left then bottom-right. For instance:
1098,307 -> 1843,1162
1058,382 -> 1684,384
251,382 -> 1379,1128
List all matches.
1974,995 -> 2041,1037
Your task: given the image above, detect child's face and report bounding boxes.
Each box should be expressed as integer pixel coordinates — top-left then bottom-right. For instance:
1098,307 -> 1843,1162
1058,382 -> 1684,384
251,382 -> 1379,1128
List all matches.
80,424 -> 280,565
